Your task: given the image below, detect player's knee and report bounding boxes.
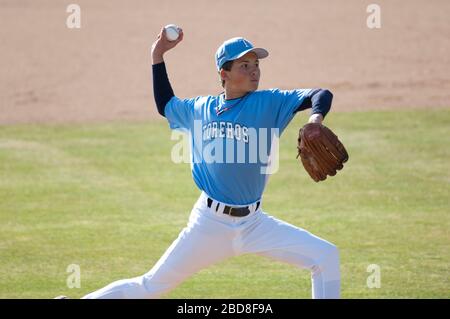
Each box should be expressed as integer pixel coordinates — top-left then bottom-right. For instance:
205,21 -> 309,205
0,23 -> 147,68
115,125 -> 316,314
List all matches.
310,242 -> 340,282
327,244 -> 339,263
316,242 -> 339,269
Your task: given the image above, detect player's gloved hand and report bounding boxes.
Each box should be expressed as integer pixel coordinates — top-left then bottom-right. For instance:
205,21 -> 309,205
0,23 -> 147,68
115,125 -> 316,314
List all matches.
297,123 -> 349,182
151,27 -> 184,64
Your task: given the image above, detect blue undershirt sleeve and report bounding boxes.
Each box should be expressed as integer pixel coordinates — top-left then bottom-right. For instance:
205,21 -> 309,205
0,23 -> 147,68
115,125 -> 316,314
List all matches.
152,62 -> 174,117
295,89 -> 333,118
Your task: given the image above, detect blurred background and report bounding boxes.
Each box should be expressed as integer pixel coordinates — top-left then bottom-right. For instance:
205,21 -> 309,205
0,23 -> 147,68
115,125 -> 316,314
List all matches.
1,0 -> 449,124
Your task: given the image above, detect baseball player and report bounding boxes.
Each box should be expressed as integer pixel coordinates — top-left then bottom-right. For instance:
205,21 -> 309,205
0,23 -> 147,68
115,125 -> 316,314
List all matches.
79,28 -> 340,299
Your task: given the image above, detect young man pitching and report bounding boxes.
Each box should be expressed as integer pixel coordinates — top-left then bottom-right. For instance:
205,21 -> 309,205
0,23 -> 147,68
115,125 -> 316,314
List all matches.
78,27 -> 340,299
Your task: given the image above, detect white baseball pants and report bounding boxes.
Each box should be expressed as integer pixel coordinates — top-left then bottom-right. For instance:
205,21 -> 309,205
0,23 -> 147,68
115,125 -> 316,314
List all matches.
82,192 -> 340,299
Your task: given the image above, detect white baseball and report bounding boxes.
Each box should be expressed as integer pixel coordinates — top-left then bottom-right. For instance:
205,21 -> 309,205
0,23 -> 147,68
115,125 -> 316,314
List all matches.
164,24 -> 180,42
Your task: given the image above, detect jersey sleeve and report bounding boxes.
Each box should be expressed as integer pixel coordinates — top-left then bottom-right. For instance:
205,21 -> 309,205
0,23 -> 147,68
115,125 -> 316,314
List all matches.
270,88 -> 313,133
164,96 -> 198,131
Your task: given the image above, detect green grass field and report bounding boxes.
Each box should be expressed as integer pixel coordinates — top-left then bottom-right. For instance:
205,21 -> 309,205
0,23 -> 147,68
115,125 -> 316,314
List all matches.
0,109 -> 448,299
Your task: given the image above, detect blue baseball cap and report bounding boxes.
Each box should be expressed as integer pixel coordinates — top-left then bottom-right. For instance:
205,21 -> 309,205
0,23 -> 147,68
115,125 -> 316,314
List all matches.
215,37 -> 269,71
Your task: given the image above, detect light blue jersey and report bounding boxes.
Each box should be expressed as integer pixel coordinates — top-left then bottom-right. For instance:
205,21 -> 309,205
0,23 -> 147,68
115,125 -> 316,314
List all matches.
165,88 -> 312,205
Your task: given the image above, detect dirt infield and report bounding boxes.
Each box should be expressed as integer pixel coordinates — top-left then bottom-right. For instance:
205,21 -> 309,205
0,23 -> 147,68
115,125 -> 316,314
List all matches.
0,0 -> 449,124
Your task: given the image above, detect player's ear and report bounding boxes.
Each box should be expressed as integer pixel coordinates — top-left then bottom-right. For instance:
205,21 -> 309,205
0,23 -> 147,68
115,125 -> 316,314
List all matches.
219,69 -> 230,82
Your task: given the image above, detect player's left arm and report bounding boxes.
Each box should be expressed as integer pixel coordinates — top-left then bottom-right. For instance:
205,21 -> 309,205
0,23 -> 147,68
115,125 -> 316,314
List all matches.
295,89 -> 333,124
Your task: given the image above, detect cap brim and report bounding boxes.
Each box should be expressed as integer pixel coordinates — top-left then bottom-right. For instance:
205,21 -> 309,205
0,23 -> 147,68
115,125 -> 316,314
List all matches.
232,47 -> 269,61
251,48 -> 269,59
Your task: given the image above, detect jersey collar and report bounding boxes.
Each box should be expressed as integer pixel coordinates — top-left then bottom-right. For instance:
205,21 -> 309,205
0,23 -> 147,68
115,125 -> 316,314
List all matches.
215,92 -> 250,116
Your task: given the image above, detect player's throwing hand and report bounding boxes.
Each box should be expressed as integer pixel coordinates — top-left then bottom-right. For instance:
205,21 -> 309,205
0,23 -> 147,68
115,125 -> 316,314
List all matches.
151,27 -> 184,64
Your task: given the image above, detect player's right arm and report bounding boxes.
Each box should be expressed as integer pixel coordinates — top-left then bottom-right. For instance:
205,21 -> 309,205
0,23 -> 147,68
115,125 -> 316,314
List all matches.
151,27 -> 184,64
151,27 -> 184,117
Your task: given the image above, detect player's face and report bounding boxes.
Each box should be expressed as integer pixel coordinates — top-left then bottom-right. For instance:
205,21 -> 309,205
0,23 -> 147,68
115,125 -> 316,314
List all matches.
226,52 -> 260,93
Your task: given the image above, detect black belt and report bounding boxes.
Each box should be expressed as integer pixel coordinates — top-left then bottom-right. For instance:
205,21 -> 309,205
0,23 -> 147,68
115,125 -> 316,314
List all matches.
207,197 -> 260,217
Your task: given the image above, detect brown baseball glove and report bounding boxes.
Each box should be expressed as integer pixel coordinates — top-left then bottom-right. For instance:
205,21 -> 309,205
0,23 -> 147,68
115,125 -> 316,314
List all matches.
296,123 -> 349,182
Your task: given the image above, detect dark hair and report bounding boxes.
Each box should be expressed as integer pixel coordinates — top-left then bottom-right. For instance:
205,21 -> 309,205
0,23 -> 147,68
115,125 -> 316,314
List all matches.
220,60 -> 234,88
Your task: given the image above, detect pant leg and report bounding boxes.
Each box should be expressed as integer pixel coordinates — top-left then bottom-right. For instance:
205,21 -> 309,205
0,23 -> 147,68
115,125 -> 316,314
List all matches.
239,211 -> 340,299
82,203 -> 236,299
